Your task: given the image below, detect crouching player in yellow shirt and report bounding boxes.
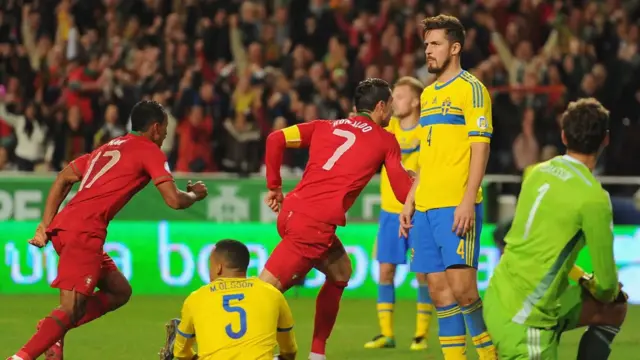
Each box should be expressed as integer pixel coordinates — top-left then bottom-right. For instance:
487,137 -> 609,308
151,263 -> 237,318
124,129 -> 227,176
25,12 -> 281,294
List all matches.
400,15 -> 497,360
159,239 -> 298,360
364,77 -> 434,351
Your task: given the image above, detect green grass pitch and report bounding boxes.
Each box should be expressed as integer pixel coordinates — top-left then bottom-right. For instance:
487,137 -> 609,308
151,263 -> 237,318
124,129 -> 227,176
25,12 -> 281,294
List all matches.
2,295 -> 638,359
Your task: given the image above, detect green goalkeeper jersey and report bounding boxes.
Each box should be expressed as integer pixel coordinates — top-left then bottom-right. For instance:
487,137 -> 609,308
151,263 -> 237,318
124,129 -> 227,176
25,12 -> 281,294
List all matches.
487,155 -> 619,328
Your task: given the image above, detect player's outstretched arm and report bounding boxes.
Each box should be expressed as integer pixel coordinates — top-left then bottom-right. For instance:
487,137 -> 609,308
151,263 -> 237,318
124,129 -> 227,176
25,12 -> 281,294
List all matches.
157,181 -> 207,210
382,136 -> 413,204
399,174 -> 420,238
30,160 -> 85,247
581,195 -> 620,303
265,122 -> 317,190
276,295 -> 298,360
41,160 -> 84,227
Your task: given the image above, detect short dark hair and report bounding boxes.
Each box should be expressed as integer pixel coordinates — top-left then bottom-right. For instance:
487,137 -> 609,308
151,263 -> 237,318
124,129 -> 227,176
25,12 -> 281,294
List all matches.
130,100 -> 167,132
214,239 -> 250,271
353,78 -> 391,112
422,14 -> 466,48
561,98 -> 609,155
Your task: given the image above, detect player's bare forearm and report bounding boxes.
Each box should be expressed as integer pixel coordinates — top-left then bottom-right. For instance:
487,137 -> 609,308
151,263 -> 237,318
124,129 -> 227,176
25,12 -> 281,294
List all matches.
176,190 -> 199,209
42,165 -> 81,226
406,175 -> 420,206
157,182 -> 203,209
385,150 -> 414,204
463,142 -> 490,204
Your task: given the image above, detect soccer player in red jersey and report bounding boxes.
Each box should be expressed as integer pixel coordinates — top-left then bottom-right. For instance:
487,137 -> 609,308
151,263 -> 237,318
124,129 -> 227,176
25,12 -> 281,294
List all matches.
8,100 -> 208,360
259,78 -> 414,360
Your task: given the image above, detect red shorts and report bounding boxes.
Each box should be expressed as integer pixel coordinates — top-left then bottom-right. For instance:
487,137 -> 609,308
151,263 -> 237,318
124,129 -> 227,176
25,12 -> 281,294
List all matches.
265,210 -> 342,291
49,229 -> 118,296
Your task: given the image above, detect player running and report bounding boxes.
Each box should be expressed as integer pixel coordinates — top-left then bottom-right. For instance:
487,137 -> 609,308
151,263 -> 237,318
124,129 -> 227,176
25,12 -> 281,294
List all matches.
161,239 -> 297,360
259,78 -> 414,360
484,98 -> 628,359
8,100 -> 208,360
400,15 -> 497,360
364,77 -> 433,351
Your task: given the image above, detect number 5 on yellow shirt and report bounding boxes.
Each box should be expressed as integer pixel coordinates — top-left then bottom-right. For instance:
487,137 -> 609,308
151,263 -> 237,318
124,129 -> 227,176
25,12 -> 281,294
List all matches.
224,294 -> 248,339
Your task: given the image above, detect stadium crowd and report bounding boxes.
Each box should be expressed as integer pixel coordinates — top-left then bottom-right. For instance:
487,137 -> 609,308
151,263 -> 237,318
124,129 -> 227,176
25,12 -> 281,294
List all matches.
0,0 -> 639,177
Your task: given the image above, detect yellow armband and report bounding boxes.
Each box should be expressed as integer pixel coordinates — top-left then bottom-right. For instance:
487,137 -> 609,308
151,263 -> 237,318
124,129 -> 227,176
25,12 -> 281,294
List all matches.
568,265 -> 587,283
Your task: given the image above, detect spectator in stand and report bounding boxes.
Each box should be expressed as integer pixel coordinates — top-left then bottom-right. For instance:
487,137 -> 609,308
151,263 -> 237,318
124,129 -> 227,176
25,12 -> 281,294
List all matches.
176,105 -> 214,173
512,107 -> 540,173
0,0 -> 637,188
0,146 -> 17,171
0,95 -> 52,171
52,105 -> 91,169
94,104 -> 126,148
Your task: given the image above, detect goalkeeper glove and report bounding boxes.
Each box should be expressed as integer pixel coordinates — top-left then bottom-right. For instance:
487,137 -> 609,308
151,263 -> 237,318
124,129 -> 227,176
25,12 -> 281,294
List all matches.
578,272 -> 597,295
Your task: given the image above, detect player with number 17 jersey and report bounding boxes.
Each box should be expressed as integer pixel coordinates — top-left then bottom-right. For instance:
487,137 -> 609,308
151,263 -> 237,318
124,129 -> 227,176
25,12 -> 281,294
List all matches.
263,113 -> 413,290
47,132 -> 173,295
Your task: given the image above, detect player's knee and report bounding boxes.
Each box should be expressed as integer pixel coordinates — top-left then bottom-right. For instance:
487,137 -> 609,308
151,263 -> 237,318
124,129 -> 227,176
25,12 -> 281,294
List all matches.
426,273 -> 456,307
588,302 -> 627,328
450,284 -> 480,307
446,266 -> 480,306
60,289 -> 88,317
379,263 -> 396,284
113,282 -> 133,308
332,265 -> 352,283
608,302 -> 627,327
60,298 -> 87,324
326,257 -> 353,283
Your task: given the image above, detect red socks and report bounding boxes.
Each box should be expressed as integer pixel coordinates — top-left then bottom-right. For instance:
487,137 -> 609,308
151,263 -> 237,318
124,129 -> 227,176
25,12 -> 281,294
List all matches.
16,292 -> 112,360
74,291 -> 111,327
311,280 -> 348,355
18,309 -> 71,359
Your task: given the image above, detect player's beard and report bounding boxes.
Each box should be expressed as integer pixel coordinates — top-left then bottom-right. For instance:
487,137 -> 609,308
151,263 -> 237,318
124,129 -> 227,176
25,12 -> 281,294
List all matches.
427,56 -> 451,76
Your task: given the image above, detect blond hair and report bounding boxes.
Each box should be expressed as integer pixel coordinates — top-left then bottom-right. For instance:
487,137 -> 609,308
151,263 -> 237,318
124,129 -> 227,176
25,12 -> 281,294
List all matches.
394,77 -> 424,98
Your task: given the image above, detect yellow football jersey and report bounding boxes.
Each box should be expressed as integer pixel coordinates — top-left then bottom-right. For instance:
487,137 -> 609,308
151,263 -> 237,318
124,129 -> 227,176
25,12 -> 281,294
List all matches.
380,116 -> 421,213
416,71 -> 492,211
174,277 -> 295,360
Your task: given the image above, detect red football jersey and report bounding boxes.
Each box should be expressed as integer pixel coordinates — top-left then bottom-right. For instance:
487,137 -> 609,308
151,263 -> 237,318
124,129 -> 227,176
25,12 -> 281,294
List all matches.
265,114 -> 412,226
47,133 -> 173,238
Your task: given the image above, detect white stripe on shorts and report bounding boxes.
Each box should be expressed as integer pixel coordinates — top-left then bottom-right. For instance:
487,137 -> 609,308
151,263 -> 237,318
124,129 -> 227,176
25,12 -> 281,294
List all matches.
527,327 -> 541,360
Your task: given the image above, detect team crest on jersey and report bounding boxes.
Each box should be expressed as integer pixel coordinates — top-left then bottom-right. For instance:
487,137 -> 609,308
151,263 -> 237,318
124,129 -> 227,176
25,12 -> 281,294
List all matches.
441,98 -> 452,115
477,116 -> 488,130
